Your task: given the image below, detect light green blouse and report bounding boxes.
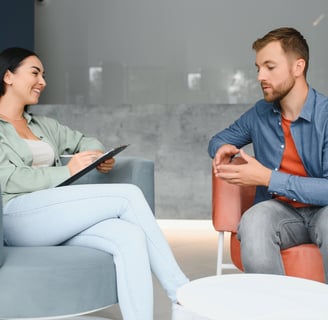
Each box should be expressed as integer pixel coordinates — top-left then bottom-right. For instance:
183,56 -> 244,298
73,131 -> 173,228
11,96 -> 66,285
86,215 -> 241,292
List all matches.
0,112 -> 105,205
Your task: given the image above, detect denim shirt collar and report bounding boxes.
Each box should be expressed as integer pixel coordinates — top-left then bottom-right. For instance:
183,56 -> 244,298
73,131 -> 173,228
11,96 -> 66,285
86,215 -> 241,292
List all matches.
271,86 -> 315,123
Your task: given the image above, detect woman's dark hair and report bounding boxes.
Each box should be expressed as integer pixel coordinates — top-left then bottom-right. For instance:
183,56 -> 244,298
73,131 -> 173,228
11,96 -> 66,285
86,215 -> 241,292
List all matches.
0,47 -> 38,96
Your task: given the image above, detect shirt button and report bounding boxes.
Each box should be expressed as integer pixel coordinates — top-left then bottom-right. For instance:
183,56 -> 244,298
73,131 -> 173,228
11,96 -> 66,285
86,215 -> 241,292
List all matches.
278,122 -> 282,126
281,144 -> 284,149
292,199 -> 297,202
274,168 -> 278,171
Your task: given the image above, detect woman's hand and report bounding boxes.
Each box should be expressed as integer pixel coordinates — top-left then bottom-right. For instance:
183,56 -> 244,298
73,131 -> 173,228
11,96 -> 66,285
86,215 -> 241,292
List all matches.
96,157 -> 115,173
67,150 -> 115,175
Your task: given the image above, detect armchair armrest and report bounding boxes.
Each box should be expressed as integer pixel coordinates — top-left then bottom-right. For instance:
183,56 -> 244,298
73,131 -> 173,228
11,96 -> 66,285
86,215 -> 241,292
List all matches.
212,157 -> 255,233
73,156 -> 155,213
0,196 -> 3,267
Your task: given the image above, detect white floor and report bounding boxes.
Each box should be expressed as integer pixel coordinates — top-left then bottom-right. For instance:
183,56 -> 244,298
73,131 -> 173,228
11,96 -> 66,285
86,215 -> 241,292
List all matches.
89,219 -> 240,320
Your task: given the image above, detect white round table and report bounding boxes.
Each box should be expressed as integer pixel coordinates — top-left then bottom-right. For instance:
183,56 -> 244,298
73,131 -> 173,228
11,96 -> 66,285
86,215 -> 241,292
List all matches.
177,274 -> 328,319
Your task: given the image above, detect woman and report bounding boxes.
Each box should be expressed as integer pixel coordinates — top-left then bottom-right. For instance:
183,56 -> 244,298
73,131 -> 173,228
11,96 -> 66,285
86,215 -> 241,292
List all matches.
0,47 -> 189,320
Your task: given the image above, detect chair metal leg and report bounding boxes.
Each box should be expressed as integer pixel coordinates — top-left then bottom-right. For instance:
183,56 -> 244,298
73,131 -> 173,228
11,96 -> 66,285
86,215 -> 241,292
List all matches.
217,231 -> 224,275
217,231 -> 238,275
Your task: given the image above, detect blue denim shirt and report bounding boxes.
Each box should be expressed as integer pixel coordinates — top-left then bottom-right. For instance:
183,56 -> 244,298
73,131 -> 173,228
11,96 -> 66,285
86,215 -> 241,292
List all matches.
208,87 -> 328,206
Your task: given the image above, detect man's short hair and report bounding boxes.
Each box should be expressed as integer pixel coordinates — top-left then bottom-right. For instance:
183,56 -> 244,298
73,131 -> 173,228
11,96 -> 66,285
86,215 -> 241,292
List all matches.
252,27 -> 309,76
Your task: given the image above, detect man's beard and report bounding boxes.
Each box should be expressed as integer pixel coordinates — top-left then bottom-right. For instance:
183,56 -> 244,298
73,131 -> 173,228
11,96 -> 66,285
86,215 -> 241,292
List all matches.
262,77 -> 295,103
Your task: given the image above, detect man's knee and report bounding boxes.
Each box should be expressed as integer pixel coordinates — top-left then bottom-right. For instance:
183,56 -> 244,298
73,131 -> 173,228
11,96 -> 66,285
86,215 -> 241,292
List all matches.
238,200 -> 279,239
311,206 -> 328,247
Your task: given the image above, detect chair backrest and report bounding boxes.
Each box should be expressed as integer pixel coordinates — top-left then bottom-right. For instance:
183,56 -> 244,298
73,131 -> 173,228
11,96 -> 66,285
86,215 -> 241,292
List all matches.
212,157 -> 256,232
74,156 -> 155,213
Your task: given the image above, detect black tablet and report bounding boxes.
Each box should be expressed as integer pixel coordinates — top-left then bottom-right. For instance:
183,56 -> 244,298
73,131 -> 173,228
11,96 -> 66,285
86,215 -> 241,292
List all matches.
57,144 -> 129,187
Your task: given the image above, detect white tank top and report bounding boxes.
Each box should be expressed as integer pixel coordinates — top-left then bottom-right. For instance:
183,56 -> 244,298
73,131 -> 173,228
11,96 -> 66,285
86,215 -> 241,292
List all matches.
24,139 -> 55,167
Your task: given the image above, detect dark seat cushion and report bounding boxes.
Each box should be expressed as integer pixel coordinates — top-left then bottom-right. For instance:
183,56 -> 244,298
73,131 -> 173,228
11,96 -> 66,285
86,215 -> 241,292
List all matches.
0,246 -> 117,318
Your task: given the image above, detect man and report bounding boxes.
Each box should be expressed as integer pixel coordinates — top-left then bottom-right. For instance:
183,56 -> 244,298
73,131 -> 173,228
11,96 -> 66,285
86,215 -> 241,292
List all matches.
208,27 -> 328,281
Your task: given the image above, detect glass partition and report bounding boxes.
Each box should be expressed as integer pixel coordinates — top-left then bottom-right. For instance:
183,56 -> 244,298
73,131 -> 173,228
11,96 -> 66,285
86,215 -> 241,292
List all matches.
35,0 -> 328,105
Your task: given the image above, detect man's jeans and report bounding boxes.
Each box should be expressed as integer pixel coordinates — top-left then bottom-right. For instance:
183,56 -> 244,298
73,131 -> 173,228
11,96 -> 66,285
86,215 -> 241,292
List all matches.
238,199 -> 328,282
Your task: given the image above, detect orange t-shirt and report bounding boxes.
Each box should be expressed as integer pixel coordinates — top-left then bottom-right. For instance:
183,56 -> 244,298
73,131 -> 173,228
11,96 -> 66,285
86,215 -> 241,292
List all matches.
274,116 -> 309,207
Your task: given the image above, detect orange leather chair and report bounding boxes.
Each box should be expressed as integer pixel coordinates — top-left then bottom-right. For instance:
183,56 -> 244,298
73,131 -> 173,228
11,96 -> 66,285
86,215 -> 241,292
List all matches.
212,157 -> 325,283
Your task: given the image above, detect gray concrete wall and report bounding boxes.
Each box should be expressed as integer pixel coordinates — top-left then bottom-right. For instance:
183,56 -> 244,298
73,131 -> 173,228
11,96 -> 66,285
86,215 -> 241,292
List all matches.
29,103 -> 252,219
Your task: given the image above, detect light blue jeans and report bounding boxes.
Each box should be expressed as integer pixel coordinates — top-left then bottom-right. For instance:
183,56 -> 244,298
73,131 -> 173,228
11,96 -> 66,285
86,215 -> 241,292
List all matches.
238,199 -> 328,282
3,184 -> 189,320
